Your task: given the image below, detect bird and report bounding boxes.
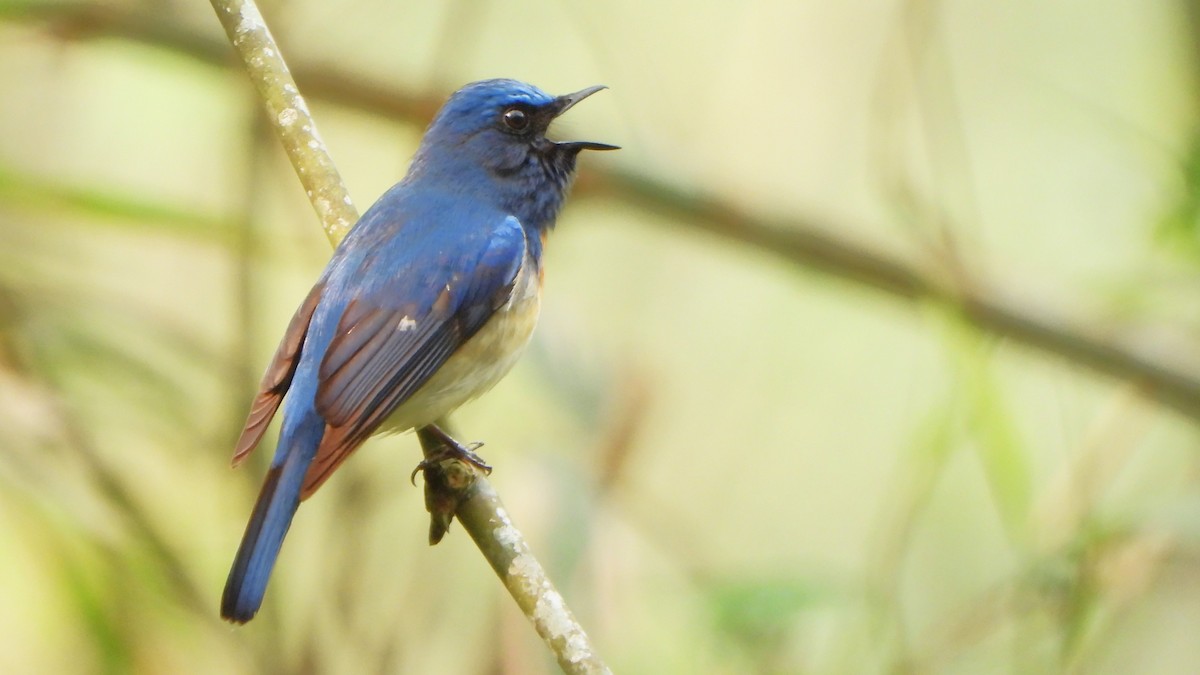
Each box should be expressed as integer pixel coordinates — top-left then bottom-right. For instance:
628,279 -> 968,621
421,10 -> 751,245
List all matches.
221,79 -> 616,624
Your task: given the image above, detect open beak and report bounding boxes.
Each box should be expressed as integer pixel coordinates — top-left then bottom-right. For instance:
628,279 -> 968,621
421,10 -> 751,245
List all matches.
551,85 -> 620,152
553,85 -> 607,115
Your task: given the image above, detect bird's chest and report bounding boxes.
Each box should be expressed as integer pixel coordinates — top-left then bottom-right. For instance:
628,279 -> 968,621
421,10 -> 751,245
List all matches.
382,257 -> 542,432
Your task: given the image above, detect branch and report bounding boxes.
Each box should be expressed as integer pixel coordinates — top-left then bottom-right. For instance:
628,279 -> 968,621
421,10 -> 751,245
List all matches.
207,0 -> 356,244
417,427 -> 611,675
11,2 -> 1200,419
204,0 -> 609,670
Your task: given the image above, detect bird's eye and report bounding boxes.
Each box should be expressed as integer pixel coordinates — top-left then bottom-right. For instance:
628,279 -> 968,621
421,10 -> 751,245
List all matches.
502,107 -> 529,132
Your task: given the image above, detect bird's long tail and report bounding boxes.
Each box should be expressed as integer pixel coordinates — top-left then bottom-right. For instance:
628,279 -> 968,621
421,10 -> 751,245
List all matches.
221,415 -> 323,623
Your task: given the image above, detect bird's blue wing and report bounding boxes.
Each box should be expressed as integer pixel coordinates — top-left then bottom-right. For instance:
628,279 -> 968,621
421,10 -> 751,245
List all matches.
300,210 -> 528,496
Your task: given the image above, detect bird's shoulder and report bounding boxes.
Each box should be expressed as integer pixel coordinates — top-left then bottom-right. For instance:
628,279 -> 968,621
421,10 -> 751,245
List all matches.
326,185 -> 526,291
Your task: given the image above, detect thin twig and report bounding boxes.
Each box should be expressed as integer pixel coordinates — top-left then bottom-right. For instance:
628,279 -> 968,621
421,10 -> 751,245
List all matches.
205,0 -> 609,670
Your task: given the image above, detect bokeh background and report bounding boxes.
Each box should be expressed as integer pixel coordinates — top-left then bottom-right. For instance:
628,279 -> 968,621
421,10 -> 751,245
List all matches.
3,1 -> 1200,673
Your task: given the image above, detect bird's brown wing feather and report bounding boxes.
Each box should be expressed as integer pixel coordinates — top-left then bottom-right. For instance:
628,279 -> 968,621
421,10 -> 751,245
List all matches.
231,283 -> 325,466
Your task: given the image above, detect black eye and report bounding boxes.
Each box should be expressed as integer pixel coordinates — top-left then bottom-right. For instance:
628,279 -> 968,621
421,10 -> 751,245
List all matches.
502,107 -> 529,131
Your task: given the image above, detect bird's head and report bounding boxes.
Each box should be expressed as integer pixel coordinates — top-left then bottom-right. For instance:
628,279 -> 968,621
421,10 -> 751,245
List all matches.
409,80 -> 616,223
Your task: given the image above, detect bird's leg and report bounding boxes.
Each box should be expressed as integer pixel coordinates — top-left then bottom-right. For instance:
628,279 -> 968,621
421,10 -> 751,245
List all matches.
411,424 -> 492,484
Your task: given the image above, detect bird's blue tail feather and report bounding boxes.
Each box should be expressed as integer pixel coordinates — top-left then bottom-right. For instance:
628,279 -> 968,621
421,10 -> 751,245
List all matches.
221,414 -> 323,623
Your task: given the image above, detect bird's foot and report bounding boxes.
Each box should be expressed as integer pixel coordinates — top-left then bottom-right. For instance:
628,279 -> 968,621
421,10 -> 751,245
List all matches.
411,426 -> 492,485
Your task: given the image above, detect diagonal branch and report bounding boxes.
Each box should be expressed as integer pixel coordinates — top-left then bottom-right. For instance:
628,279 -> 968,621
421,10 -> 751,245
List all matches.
207,0 -> 357,244
10,2 -> 1200,419
206,0 -> 610,671
417,425 -> 610,674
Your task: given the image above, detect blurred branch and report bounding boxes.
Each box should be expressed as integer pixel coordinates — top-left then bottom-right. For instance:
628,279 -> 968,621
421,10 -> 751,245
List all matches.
0,163 -> 235,246
2,1 -> 437,121
597,173 -> 1200,420
5,363 -> 216,623
9,2 -> 1200,419
203,0 -> 610,670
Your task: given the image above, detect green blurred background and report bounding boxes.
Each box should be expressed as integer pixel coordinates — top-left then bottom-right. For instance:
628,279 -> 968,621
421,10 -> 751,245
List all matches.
3,1 -> 1200,673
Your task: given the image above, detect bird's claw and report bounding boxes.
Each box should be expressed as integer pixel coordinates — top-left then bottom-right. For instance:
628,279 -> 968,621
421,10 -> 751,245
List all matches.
410,440 -> 491,485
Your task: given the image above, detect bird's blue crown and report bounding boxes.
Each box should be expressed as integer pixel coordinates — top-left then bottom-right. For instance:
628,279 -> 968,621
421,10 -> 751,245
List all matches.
433,79 -> 556,129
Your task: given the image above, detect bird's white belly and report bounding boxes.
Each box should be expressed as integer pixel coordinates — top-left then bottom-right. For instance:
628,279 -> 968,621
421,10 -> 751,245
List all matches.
379,262 -> 541,433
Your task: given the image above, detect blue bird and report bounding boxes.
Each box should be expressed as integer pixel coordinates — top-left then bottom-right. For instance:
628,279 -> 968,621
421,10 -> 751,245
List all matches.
221,79 -> 615,623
